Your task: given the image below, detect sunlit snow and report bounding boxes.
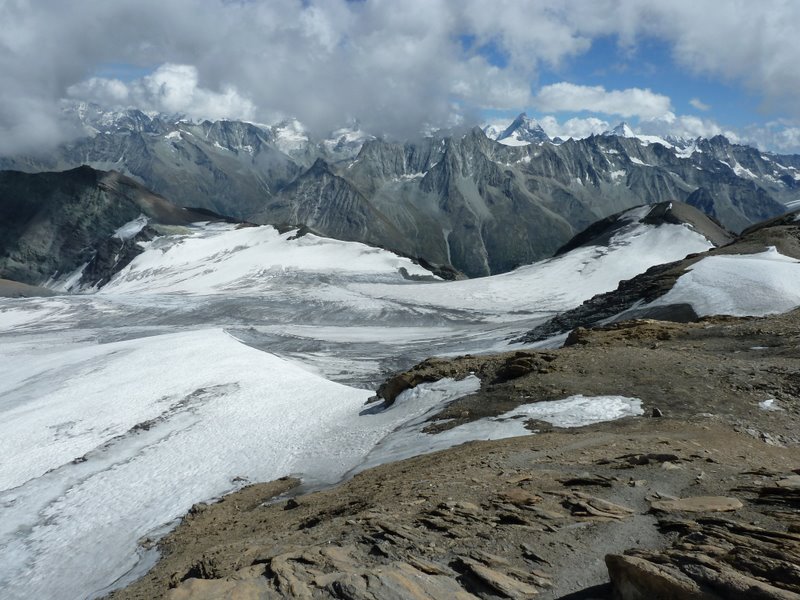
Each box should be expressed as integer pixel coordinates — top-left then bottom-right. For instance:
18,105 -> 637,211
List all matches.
350,211 -> 713,321
644,247 -> 800,317
1,330 -> 505,599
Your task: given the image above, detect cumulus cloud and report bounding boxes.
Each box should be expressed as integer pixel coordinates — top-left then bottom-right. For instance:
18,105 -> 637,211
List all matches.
538,116 -> 610,139
67,64 -> 256,122
638,111 -> 740,141
533,82 -> 671,119
689,98 -> 710,111
739,120 -> 800,154
536,111 -> 749,147
1,0 -> 800,154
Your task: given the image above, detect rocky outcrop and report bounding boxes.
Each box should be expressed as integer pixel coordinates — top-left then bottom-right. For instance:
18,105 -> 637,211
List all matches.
607,518 -> 800,599
0,278 -> 55,298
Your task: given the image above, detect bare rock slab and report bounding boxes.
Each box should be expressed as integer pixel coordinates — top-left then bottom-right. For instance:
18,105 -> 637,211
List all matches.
649,496 -> 743,513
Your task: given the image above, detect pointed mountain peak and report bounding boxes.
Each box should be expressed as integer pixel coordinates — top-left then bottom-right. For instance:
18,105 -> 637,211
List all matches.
496,112 -> 550,146
607,122 -> 636,138
505,112 -> 532,130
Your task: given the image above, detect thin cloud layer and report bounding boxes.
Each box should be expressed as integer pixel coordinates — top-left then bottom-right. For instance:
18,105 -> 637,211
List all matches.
0,0 -> 799,154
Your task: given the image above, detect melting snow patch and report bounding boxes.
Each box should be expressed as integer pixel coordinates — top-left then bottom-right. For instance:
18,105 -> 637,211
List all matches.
359,387 -> 643,475
759,398 -> 782,411
497,137 -> 531,147
503,395 -> 644,428
675,143 -> 699,158
112,215 -> 149,240
42,262 -> 89,293
100,223 -> 435,295
351,211 -> 713,321
0,336 -> 492,599
733,162 -> 757,179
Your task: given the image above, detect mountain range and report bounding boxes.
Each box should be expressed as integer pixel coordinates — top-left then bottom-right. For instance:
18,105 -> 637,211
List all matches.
2,104 -> 797,277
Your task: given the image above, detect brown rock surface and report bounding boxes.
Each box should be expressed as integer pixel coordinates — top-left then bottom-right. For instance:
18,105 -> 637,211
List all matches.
649,496 -> 744,513
607,518 -> 800,599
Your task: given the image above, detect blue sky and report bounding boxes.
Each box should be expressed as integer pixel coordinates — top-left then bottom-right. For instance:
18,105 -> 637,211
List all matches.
539,36 -> 751,125
476,33 -> 770,143
1,1 -> 800,154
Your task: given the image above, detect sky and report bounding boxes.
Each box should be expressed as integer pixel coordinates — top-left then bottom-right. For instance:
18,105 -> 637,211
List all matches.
1,0 -> 800,155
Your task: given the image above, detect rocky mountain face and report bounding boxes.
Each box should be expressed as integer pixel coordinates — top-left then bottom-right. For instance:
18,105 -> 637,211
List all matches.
0,166 -> 236,290
1,104 -> 797,276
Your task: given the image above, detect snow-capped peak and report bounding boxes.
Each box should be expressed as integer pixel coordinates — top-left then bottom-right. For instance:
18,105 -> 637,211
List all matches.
607,122 -> 636,138
271,118 -> 311,154
322,124 -> 373,155
493,113 -> 550,146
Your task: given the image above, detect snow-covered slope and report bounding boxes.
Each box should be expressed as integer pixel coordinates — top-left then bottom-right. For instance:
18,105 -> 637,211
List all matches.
100,223 -> 435,295
493,112 -> 550,146
604,121 -> 675,147
350,205 -> 716,321
98,206 -> 716,324
608,122 -> 636,138
641,247 -> 800,317
0,328 -> 505,599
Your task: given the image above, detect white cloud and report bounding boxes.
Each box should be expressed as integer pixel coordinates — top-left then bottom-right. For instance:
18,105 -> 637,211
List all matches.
67,64 -> 256,122
739,120 -> 800,154
538,115 -> 610,139
636,1 -> 800,114
1,1 -> 800,154
637,112 -> 741,142
689,98 -> 710,111
561,1 -> 800,118
533,82 -> 672,120
638,111 -> 740,142
534,112 -> 800,153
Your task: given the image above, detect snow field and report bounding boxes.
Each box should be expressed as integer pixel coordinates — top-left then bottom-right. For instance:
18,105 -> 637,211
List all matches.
352,214 -> 714,319
100,223 -> 435,295
646,247 -> 800,317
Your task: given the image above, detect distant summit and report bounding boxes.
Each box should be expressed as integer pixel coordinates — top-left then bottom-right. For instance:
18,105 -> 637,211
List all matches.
605,122 -> 636,138
494,113 -> 550,146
